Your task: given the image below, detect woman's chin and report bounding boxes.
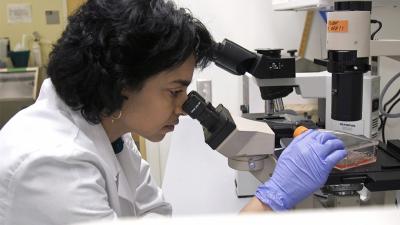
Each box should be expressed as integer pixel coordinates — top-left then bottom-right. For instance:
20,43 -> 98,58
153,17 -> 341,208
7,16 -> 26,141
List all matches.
145,134 -> 166,143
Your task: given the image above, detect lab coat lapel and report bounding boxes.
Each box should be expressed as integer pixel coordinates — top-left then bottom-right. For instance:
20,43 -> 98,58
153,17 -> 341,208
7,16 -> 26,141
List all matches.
85,127 -> 137,214
70,114 -> 139,215
115,141 -> 141,214
116,145 -> 140,192
115,165 -> 137,215
69,105 -> 137,215
70,112 -> 124,214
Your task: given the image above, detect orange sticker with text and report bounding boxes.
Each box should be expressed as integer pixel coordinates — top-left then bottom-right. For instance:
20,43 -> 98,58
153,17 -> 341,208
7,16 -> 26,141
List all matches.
328,20 -> 349,33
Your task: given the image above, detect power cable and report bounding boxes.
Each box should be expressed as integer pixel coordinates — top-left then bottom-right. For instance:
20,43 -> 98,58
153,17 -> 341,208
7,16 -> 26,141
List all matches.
371,19 -> 383,40
379,72 -> 400,118
379,89 -> 400,130
382,97 -> 400,144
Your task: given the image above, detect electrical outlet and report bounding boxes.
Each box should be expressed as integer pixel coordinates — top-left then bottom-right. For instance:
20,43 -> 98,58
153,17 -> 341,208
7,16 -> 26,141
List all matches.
196,79 -> 212,103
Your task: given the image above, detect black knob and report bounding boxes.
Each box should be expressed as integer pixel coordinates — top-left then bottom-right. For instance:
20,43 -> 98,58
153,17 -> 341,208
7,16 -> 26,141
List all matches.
240,105 -> 249,114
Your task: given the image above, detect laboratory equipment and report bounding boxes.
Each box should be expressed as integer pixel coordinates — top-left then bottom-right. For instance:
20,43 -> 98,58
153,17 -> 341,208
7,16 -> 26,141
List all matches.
184,89 -> 400,208
184,0 -> 400,207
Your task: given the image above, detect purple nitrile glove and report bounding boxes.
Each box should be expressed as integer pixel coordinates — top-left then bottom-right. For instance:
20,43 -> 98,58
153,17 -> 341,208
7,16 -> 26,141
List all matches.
255,129 -> 347,211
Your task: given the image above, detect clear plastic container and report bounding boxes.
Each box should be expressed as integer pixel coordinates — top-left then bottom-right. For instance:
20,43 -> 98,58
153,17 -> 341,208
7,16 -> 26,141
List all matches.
293,126 -> 379,171
325,131 -> 378,171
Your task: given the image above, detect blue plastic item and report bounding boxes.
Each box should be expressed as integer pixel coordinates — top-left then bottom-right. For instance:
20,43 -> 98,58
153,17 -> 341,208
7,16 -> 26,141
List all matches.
319,11 -> 327,23
9,50 -> 30,67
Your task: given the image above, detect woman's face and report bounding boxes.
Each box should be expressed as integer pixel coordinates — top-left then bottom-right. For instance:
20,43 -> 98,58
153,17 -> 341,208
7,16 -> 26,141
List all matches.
120,55 -> 195,142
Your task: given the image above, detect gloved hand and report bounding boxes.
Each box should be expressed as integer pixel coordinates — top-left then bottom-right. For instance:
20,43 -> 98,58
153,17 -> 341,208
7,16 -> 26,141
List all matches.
255,129 -> 347,211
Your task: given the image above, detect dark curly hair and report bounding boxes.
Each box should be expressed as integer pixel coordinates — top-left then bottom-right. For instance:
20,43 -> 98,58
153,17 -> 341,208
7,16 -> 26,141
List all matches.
47,0 -> 214,124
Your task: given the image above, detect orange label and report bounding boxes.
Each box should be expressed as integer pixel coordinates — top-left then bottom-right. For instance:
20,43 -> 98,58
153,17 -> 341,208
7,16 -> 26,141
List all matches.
328,20 -> 349,33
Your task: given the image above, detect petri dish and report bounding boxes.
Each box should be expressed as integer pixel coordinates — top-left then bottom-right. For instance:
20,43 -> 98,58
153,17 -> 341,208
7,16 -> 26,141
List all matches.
322,130 -> 378,171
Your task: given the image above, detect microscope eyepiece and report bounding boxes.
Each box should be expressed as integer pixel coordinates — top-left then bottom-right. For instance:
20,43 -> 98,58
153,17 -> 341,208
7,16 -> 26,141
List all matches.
182,91 -> 236,150
182,91 -> 222,132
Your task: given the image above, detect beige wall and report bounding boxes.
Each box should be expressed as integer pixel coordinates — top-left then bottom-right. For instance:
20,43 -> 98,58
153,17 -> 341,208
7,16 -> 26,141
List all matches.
0,0 -> 67,68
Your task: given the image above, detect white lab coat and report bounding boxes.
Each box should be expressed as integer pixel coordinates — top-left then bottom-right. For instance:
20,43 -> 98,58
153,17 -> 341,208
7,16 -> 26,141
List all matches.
0,79 -> 172,225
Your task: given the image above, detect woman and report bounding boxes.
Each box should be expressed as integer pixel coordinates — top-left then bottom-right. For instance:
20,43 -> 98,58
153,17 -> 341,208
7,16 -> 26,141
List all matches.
0,0 -> 346,224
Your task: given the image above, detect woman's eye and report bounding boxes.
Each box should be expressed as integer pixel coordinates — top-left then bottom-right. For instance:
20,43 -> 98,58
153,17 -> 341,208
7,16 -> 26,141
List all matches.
170,90 -> 183,97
